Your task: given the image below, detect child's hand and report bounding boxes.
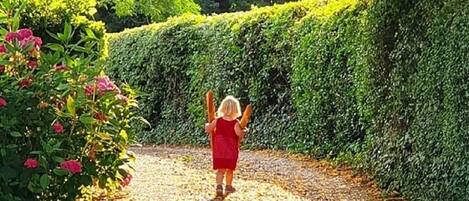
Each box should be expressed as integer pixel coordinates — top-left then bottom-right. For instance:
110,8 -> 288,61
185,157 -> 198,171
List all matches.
243,127 -> 249,134
204,123 -> 210,133
205,122 -> 215,134
239,128 -> 248,143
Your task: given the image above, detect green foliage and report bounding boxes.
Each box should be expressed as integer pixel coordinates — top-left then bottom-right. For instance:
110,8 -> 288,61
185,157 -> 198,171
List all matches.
107,1 -> 317,147
0,4 -> 138,200
363,0 -> 469,199
95,0 -> 201,32
107,0 -> 200,21
196,0 -> 300,14
230,0 -> 300,12
5,0 -> 105,48
107,0 -> 468,200
291,0 -> 367,157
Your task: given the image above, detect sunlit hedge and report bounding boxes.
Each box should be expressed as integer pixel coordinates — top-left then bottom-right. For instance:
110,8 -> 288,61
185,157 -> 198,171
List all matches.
107,0 -> 468,199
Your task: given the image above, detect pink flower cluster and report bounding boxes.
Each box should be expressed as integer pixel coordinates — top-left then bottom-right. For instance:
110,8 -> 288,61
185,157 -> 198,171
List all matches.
3,28 -> 42,50
19,77 -> 33,89
84,76 -> 128,103
84,84 -> 95,96
96,76 -> 120,94
0,98 -> 6,108
53,121 -> 64,134
27,60 -> 38,70
24,158 -> 39,169
60,160 -> 82,174
120,174 -> 133,187
0,29 -> 43,89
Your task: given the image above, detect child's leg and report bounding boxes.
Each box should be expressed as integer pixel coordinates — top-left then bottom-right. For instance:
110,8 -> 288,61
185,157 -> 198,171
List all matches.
225,169 -> 236,193
215,169 -> 226,196
216,169 -> 226,186
225,169 -> 234,186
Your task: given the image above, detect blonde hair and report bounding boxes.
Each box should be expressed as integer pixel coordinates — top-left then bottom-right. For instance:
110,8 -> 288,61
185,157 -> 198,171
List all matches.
217,96 -> 241,119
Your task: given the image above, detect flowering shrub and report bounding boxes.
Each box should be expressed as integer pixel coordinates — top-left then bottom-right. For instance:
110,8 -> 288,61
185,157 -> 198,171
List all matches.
0,7 -> 138,201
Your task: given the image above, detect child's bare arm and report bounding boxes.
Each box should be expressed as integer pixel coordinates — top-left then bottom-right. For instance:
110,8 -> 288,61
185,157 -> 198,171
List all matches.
205,120 -> 216,134
234,122 -> 245,139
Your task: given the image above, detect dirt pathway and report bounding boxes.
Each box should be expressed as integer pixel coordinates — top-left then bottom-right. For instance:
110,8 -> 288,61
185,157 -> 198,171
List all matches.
126,146 -> 383,201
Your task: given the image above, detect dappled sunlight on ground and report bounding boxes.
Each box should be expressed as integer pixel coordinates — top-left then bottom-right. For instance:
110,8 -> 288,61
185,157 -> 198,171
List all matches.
124,146 -> 383,201
129,153 -> 306,200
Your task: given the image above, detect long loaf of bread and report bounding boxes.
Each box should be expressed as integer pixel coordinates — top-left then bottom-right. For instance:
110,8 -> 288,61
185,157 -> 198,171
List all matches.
206,91 -> 216,149
240,104 -> 252,129
206,90 -> 216,123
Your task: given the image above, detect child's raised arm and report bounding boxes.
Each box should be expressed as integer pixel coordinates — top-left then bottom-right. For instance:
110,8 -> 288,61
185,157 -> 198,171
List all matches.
205,119 -> 216,134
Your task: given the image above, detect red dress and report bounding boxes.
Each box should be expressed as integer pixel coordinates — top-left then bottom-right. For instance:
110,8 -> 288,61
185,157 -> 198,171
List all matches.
212,118 -> 239,170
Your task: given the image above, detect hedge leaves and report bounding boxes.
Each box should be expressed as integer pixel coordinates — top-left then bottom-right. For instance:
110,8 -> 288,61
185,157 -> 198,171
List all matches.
107,0 -> 468,199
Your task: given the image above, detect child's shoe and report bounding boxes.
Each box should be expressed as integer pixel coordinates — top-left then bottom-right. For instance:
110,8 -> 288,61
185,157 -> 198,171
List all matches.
225,185 -> 236,193
216,185 -> 223,197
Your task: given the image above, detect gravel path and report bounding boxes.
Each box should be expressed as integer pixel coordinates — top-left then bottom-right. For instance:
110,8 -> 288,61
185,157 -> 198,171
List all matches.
126,146 -> 383,201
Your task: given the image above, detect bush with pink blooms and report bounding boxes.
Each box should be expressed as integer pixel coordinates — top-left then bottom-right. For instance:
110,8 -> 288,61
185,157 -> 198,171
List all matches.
0,4 -> 139,201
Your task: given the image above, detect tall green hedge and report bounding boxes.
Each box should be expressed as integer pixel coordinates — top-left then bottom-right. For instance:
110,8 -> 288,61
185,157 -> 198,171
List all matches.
107,0 -> 468,199
107,1 -> 317,146
364,0 -> 469,199
291,1 -> 368,157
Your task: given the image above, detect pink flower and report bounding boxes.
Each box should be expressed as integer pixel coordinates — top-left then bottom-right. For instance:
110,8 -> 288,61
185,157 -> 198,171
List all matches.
52,121 -> 64,134
27,60 -> 38,70
17,28 -> 33,40
5,32 -> 19,42
19,77 -> 33,88
95,76 -> 120,94
116,94 -> 128,103
120,174 -> 133,187
0,98 -> 6,107
33,36 -> 42,48
19,38 -> 32,48
54,64 -> 68,72
60,160 -> 82,174
24,158 -> 39,169
84,84 -> 95,96
19,36 -> 42,49
0,65 -> 5,73
0,45 -> 6,54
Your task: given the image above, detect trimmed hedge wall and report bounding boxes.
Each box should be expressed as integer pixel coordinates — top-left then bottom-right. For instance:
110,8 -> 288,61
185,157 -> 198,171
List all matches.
365,0 -> 469,199
107,0 -> 468,200
291,1 -> 369,157
107,1 -> 318,146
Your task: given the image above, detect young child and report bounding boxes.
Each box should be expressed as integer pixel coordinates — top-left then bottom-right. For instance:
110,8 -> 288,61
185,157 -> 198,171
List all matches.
205,95 -> 245,197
